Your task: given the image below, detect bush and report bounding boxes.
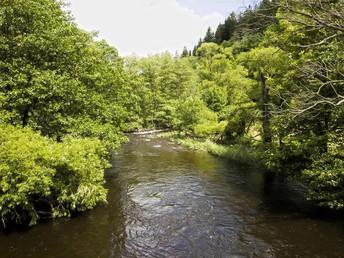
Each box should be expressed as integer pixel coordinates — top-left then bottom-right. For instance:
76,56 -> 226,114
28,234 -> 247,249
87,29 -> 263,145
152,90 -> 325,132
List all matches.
161,132 -> 261,166
173,96 -> 218,136
194,121 -> 227,138
0,124 -> 109,226
302,153 -> 344,209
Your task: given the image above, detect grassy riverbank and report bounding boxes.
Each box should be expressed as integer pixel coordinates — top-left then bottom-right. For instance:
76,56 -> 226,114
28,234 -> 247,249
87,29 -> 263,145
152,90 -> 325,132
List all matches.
160,132 -> 262,166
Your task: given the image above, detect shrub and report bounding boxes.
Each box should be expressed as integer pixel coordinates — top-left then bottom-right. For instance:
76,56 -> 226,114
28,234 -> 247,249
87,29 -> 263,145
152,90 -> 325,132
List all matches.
0,124 -> 109,226
302,153 -> 344,209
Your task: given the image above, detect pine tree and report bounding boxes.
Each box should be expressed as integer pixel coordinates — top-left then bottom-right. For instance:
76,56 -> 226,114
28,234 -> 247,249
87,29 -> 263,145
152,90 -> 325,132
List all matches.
222,12 -> 237,41
203,27 -> 215,43
215,12 -> 238,44
215,23 -> 224,44
181,46 -> 189,58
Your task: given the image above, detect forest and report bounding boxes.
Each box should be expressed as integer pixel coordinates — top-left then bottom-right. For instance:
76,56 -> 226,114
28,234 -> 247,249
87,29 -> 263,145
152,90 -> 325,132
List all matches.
0,0 -> 343,227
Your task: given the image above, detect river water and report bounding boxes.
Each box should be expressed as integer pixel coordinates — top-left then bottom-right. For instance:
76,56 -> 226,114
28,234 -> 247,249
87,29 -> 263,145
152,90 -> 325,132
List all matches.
1,133 -> 344,257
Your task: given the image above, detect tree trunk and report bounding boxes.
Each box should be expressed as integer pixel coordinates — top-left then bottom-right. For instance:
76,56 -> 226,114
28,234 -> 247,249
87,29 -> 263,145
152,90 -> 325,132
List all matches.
22,105 -> 30,127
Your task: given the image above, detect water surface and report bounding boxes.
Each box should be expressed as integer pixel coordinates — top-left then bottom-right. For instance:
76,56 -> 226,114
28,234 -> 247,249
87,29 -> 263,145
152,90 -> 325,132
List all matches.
1,134 -> 344,257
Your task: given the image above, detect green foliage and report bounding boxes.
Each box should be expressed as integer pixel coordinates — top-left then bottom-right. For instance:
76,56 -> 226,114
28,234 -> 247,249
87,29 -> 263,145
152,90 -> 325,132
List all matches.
263,134 -> 318,174
51,136 -> 109,217
0,0 -> 127,140
0,124 -> 108,226
169,0 -> 344,210
203,27 -> 216,43
231,33 -> 264,55
201,81 -> 227,112
0,0 -> 129,226
173,95 -> 217,134
162,132 -> 261,166
302,153 -> 344,209
2,0 -> 336,214
215,12 -> 237,44
194,121 -> 227,138
121,0 -> 344,211
234,0 -> 278,38
124,53 -> 197,129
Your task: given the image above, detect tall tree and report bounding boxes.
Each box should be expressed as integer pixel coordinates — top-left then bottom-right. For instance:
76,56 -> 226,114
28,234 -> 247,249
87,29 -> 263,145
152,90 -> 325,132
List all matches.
181,46 -> 189,57
203,27 -> 216,43
215,12 -> 238,43
269,0 -> 344,111
0,0 -> 127,226
0,0 -> 126,144
261,0 -> 344,207
238,46 -> 291,143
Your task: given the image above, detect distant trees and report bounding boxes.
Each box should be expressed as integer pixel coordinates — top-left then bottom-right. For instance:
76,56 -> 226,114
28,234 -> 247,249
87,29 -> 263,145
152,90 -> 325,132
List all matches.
127,0 -> 344,209
124,52 -> 198,130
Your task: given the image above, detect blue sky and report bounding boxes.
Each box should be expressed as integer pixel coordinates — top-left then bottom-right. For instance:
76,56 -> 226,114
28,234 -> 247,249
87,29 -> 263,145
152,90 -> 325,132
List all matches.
67,0 -> 254,56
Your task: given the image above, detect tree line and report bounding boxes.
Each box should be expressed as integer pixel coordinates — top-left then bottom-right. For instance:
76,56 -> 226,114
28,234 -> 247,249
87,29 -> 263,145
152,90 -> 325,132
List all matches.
124,0 -> 344,209
0,0 -> 343,227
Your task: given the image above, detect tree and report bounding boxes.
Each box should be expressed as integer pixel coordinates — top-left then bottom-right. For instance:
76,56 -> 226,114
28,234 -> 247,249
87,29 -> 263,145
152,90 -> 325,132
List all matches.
262,0 -> 343,159
234,0 -> 278,39
267,0 -> 344,113
203,27 -> 216,43
124,53 -> 197,129
0,123 -> 109,226
260,0 -> 344,207
196,43 -> 231,112
238,46 -> 291,143
215,12 -> 238,43
0,0 -> 126,146
181,46 -> 189,57
0,0 -> 127,225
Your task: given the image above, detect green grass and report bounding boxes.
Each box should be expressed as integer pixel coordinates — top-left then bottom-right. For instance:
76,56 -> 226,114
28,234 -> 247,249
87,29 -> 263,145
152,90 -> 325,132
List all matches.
159,131 -> 262,166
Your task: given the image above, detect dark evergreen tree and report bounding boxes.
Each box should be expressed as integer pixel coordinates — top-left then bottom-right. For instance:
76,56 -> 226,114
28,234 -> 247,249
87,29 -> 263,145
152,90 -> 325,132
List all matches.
181,46 -> 189,58
215,12 -> 238,43
203,27 -> 215,43
215,23 -> 224,44
192,45 -> 198,56
192,38 -> 203,56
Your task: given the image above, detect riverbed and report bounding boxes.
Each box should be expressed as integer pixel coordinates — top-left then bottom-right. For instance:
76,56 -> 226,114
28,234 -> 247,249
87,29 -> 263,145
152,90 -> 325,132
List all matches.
1,133 -> 344,257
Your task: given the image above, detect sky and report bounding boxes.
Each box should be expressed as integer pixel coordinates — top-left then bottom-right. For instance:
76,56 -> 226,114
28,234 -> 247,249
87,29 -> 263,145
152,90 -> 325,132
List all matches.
67,0 -> 254,56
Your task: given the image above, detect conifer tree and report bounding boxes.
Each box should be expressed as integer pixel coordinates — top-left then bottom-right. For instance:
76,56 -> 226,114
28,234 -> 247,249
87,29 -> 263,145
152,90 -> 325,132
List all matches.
215,12 -> 238,43
181,46 -> 189,58
203,27 -> 216,43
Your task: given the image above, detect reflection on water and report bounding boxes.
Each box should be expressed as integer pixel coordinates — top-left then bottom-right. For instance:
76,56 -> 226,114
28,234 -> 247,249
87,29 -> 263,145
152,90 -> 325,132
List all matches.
1,134 -> 344,257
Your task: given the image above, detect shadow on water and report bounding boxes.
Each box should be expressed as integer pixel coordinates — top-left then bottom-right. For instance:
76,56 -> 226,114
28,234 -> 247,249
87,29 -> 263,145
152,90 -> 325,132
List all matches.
1,133 -> 344,257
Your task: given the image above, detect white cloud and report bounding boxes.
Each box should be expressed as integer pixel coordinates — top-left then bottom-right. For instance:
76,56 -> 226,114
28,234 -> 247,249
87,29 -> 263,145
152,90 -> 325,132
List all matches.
67,0 -> 224,56
177,0 -> 250,16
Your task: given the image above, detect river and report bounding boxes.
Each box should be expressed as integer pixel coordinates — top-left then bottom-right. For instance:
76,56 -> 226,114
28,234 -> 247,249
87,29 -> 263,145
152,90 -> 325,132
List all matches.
1,133 -> 344,257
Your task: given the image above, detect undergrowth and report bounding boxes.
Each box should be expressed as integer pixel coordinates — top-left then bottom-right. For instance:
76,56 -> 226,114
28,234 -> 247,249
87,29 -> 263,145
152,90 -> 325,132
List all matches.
160,131 -> 262,166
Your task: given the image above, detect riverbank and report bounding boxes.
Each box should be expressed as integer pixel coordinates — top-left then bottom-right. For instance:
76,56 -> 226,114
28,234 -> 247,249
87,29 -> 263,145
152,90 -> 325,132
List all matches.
159,131 -> 262,167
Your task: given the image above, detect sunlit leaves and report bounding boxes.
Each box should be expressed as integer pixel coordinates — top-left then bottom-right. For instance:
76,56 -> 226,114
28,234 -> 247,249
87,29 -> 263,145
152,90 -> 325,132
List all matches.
0,0 -> 128,226
0,125 -> 109,225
